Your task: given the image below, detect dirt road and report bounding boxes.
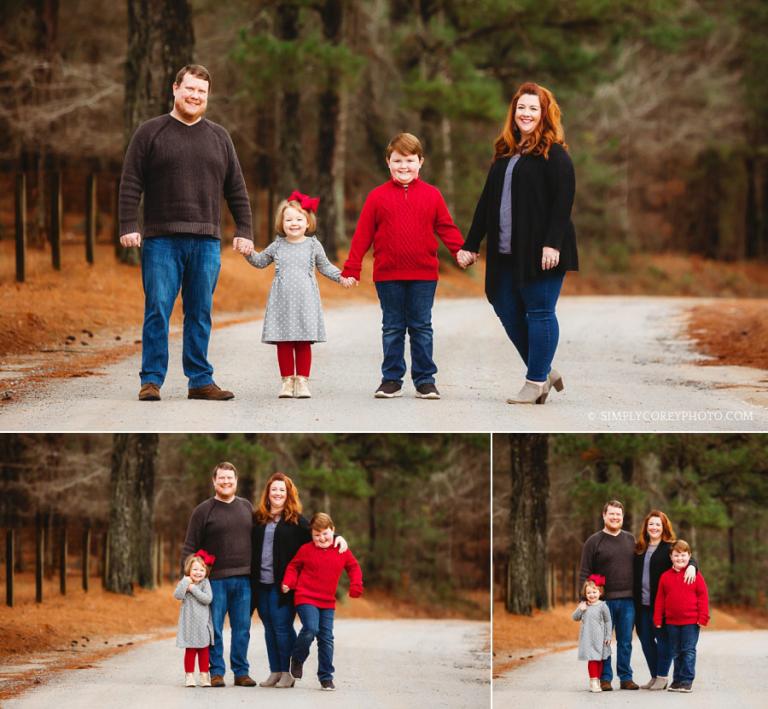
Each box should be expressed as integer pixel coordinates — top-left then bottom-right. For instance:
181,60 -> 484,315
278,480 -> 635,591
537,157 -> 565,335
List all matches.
1,296 -> 766,431
494,630 -> 767,708
4,619 -> 488,709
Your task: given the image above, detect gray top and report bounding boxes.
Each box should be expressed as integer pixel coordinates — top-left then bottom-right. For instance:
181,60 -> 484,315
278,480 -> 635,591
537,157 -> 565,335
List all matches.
174,577 -> 214,649
572,600 -> 613,661
641,544 -> 658,606
246,236 -> 341,343
498,154 -> 520,254
260,519 -> 278,584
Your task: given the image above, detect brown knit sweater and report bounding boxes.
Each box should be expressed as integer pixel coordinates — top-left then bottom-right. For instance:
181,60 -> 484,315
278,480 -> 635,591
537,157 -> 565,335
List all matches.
119,114 -> 253,240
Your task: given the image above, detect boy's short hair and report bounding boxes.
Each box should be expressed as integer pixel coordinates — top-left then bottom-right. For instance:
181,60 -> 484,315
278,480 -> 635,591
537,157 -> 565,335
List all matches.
310,512 -> 334,531
670,539 -> 692,555
274,199 -> 317,235
385,132 -> 424,159
183,553 -> 210,576
212,461 -> 237,479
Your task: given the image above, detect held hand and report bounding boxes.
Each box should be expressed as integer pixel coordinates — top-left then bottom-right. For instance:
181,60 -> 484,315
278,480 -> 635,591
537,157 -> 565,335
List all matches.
456,249 -> 477,269
334,535 -> 348,553
233,237 -> 254,256
542,246 -> 560,270
281,584 -> 290,594
340,277 -> 355,289
120,232 -> 141,248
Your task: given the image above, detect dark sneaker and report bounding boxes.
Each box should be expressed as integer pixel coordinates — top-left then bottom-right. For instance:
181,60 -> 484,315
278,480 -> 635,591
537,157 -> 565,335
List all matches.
290,656 -> 303,679
667,682 -> 682,692
210,674 -> 225,687
600,681 -> 613,692
234,675 -> 257,687
374,381 -> 402,398
677,684 -> 693,693
188,383 -> 235,400
320,680 -> 336,691
620,680 -> 639,690
138,383 -> 161,401
415,383 -> 440,399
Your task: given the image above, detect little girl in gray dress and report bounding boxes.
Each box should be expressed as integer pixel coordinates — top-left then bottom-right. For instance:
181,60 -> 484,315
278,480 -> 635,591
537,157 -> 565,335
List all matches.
572,574 -> 613,693
245,192 -> 350,399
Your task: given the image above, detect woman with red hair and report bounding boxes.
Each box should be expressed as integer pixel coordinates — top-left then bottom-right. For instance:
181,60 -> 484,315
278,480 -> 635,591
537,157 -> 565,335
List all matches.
633,510 -> 698,691
250,472 -> 346,689
458,82 -> 578,404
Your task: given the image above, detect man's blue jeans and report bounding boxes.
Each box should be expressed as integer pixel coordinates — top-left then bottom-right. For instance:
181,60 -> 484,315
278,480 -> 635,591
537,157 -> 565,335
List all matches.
256,583 -> 296,673
666,624 -> 699,685
209,575 -> 251,678
293,604 -> 335,682
602,597 -> 635,682
491,268 -> 564,383
374,280 -> 438,386
140,235 -> 221,388
636,605 -> 671,678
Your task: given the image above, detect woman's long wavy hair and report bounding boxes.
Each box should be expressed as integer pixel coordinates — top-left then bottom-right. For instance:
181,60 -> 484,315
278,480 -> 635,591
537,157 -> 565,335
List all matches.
493,82 -> 567,160
635,509 -> 676,554
254,472 -> 302,525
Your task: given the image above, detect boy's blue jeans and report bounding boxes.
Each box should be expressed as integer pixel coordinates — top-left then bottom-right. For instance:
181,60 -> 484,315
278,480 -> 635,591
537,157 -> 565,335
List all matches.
666,623 -> 699,685
256,583 -> 296,673
374,280 -> 438,386
140,235 -> 221,389
209,575 -> 251,678
293,604 -> 335,681
636,605 -> 671,678
491,269 -> 564,383
602,597 -> 635,682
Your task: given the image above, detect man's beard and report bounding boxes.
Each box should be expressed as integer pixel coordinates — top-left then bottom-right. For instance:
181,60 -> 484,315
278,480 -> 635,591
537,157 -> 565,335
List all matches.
175,97 -> 205,121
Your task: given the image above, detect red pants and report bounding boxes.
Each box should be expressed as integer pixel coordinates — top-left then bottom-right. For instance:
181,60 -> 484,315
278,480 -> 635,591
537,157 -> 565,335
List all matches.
276,341 -> 312,377
184,646 -> 210,672
587,660 -> 603,678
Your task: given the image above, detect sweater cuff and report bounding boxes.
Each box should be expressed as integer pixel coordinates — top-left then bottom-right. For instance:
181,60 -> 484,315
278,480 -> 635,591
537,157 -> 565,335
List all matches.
120,222 -> 140,236
341,266 -> 361,279
349,586 -> 363,598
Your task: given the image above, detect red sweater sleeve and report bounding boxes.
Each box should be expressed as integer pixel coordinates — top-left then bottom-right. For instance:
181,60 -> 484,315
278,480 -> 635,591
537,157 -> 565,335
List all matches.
342,191 -> 378,279
653,574 -> 667,627
696,575 -> 710,626
432,189 -> 464,257
344,550 -> 364,598
281,545 -> 306,590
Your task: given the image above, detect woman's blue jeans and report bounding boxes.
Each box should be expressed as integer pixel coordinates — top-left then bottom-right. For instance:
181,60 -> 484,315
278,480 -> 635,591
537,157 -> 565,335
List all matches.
209,575 -> 251,678
636,605 -> 671,678
293,604 -> 335,681
491,268 -> 564,383
140,235 -> 221,388
374,280 -> 438,386
256,583 -> 296,673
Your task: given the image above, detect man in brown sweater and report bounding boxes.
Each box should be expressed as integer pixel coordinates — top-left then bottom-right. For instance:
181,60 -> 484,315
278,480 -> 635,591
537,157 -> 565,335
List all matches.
181,462 -> 256,688
119,64 -> 254,402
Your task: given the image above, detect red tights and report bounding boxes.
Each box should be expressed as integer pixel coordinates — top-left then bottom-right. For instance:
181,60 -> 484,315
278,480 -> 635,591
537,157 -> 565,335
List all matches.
184,646 -> 210,672
587,660 -> 603,679
276,341 -> 312,377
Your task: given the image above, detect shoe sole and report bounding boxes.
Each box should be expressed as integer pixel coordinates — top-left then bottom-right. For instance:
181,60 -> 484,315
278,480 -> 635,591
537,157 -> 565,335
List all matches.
187,394 -> 235,400
415,392 -> 440,399
278,394 -> 294,398
139,395 -> 161,401
321,686 -> 336,691
374,390 -> 402,398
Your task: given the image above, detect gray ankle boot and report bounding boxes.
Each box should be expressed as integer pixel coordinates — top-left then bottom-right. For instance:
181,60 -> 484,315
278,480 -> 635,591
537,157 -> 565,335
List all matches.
506,380 -> 550,404
275,671 -> 295,688
259,672 -> 281,687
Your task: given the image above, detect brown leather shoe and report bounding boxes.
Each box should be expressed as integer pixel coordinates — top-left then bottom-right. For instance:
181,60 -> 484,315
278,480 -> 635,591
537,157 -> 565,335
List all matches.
600,681 -> 613,691
210,674 -> 225,687
187,383 -> 234,400
620,680 -> 640,690
138,383 -> 161,401
234,675 -> 257,687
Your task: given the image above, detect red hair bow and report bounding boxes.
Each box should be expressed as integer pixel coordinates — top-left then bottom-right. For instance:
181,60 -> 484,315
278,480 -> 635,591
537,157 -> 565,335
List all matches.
195,549 -> 216,566
588,574 -> 606,586
287,190 -> 320,213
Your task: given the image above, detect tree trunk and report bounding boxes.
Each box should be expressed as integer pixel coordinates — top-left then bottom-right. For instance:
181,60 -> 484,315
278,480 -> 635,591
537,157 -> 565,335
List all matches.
276,2 -> 302,197
506,434 -> 549,614
134,433 -> 159,589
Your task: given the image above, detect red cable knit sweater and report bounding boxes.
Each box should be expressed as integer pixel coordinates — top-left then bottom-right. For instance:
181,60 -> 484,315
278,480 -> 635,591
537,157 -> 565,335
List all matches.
282,542 -> 363,610
653,566 -> 710,627
341,178 -> 464,281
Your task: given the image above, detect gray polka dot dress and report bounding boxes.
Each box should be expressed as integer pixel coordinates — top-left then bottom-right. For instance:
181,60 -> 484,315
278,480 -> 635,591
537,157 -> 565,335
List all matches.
246,236 -> 341,343
572,601 -> 613,661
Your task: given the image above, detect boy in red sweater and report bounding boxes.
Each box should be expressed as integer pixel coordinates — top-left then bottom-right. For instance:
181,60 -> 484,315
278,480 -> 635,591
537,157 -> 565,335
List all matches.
281,513 -> 363,691
341,132 -> 470,400
653,540 -> 709,693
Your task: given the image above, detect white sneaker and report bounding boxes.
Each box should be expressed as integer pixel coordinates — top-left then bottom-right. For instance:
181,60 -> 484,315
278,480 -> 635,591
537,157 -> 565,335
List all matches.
294,376 -> 311,399
185,672 -> 196,687
279,376 -> 295,398
198,671 -> 211,687
589,678 -> 602,693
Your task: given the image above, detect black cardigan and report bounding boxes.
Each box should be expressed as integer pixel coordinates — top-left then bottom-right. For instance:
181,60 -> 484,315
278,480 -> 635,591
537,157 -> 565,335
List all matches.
251,514 -> 312,610
463,143 -> 578,300
632,540 -> 698,616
